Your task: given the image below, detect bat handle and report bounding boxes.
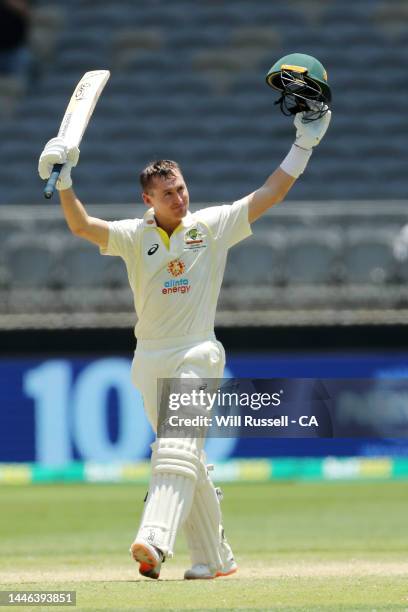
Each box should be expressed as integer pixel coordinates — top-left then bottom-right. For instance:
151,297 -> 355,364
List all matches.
44,163 -> 63,199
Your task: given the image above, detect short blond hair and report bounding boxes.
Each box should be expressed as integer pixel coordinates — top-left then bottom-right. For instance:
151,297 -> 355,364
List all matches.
140,160 -> 181,192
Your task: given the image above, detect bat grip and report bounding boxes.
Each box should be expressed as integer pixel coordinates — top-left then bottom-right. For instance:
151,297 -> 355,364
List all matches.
44,163 -> 63,199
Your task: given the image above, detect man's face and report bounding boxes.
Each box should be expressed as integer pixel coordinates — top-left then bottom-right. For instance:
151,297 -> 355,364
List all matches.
143,171 -> 189,225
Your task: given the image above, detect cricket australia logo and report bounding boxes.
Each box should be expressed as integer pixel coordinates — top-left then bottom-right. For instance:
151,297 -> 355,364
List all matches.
184,227 -> 207,251
167,258 -> 185,277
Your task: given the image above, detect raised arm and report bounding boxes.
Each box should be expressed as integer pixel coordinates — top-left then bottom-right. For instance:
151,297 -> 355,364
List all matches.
38,137 -> 109,249
58,188 -> 109,248
247,109 -> 331,224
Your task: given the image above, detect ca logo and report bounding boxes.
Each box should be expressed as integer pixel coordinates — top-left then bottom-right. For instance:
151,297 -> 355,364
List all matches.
147,243 -> 159,255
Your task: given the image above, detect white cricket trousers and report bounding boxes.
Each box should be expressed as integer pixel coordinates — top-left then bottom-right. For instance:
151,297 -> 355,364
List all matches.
129,332 -> 226,556
131,332 -> 226,431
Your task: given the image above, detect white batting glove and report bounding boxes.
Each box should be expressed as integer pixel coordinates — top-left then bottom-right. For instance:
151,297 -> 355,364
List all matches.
38,137 -> 80,191
294,107 -> 332,150
280,107 -> 332,178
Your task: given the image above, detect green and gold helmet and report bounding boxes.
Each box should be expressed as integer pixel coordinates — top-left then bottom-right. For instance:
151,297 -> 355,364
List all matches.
266,53 -> 332,122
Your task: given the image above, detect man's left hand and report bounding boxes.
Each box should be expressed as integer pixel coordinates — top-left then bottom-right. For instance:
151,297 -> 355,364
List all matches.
294,108 -> 332,150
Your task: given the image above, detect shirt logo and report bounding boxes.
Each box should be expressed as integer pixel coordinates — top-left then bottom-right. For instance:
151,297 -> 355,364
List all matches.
147,243 -> 159,255
184,227 -> 207,250
167,258 -> 185,277
186,228 -> 201,241
162,278 -> 191,295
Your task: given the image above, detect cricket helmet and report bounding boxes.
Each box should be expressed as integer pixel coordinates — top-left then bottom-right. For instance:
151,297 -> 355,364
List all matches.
266,53 -> 331,122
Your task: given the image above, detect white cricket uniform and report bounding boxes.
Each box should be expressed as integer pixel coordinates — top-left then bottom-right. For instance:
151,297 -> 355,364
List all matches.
101,199 -> 252,427
101,199 -> 251,560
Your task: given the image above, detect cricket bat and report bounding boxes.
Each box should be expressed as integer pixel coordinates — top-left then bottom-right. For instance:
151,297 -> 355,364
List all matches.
43,70 -> 110,199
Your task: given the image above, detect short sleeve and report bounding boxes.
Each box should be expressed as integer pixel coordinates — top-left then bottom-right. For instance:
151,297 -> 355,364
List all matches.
196,199 -> 252,249
99,219 -> 142,260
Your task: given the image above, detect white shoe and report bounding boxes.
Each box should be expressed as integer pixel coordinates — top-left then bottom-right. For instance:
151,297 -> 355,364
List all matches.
130,541 -> 164,580
184,557 -> 238,580
184,524 -> 238,579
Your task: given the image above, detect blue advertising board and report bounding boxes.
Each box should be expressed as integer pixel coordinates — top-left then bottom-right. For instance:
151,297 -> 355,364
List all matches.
1,352 -> 408,465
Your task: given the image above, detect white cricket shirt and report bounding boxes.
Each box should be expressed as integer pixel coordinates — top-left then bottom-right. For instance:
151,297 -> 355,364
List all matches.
101,199 -> 252,340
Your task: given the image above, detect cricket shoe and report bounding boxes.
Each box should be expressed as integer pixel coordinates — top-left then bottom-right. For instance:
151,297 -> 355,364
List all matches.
184,557 -> 238,580
130,541 -> 164,580
184,524 -> 237,579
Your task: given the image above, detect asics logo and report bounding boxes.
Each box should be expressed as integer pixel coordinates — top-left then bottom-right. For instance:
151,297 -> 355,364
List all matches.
147,243 -> 159,255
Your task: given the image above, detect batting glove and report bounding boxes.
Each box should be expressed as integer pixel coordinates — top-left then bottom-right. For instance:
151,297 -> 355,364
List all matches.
294,107 -> 332,150
38,137 -> 80,191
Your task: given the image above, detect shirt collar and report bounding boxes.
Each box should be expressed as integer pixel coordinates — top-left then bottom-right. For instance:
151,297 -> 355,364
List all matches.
143,207 -> 195,230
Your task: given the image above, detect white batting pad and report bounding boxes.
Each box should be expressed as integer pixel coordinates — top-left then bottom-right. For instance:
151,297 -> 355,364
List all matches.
135,437 -> 203,557
183,457 -> 234,572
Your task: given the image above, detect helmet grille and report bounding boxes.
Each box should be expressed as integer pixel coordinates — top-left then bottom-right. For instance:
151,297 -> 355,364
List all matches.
273,68 -> 331,122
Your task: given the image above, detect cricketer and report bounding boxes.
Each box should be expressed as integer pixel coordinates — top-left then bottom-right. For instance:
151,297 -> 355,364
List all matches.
38,54 -> 331,580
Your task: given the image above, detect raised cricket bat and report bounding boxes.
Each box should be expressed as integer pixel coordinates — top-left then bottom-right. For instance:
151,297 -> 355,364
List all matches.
43,70 -> 110,199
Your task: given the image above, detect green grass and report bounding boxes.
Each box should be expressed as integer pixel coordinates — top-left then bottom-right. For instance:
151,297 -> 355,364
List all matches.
1,482 -> 408,610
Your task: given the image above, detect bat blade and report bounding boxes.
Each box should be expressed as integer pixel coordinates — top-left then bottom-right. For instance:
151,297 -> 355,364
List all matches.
44,70 -> 110,199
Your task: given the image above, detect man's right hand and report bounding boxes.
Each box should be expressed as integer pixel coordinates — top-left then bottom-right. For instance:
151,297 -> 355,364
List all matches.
38,137 -> 80,191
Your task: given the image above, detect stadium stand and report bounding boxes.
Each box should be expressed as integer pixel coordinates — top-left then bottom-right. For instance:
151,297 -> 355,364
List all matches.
281,228 -> 341,285
3,233 -> 60,288
223,231 -> 286,288
0,0 -> 407,204
0,201 -> 407,328
342,228 -> 398,285
0,0 -> 407,328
